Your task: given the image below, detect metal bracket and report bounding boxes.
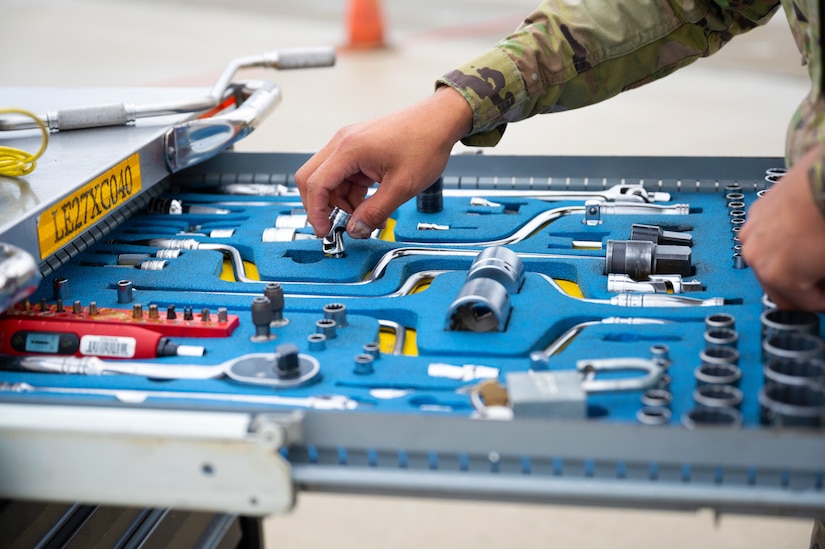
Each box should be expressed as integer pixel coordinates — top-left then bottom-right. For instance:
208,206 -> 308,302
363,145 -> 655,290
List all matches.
583,201 -> 602,225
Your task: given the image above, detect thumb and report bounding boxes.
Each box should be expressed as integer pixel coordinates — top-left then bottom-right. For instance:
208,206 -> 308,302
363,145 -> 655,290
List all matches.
346,176 -> 416,239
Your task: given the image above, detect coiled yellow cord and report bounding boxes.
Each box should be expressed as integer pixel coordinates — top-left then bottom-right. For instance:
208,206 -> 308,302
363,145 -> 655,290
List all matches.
0,108 -> 48,177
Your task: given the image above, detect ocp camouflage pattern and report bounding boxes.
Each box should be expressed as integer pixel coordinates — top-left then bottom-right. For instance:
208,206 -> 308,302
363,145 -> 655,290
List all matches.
438,0 -> 825,214
438,0 -> 781,146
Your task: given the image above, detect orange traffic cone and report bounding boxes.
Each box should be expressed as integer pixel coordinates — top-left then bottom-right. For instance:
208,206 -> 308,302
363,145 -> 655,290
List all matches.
344,0 -> 386,50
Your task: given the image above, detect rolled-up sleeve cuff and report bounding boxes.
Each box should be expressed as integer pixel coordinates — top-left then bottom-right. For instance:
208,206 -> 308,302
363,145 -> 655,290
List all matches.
435,46 -> 528,147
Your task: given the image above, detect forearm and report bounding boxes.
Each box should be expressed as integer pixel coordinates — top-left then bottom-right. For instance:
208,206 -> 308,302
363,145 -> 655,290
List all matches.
438,0 -> 780,146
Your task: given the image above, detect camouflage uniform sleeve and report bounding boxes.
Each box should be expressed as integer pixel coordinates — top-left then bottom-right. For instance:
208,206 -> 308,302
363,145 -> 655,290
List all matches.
437,0 -> 780,147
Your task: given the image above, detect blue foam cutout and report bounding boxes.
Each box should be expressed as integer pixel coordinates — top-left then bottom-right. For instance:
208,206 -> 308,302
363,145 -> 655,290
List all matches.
7,189 -> 819,427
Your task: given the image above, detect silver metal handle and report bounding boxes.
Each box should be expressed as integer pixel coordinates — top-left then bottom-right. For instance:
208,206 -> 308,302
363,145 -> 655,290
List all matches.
0,46 -> 336,132
164,81 -> 282,172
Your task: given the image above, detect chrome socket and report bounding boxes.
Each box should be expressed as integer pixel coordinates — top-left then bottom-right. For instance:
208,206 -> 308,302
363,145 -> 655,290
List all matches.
762,332 -> 825,363
761,309 -> 820,340
682,407 -> 743,429
759,382 -> 825,428
763,358 -> 825,387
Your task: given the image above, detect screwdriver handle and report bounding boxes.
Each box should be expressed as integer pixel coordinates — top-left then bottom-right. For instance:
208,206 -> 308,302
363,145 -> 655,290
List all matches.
0,318 -> 187,359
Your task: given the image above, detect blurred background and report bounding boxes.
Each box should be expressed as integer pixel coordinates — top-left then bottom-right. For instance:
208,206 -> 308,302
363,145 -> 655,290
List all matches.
1,0 -> 815,547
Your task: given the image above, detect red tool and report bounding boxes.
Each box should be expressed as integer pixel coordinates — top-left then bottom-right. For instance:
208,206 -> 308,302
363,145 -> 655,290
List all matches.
0,318 -> 204,359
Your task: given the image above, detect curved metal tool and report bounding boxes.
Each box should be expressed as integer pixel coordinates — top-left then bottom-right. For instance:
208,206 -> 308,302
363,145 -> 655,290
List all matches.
146,238 -> 257,282
0,47 -> 336,132
126,244 -> 725,306
530,317 -> 671,368
165,80 -> 281,173
378,319 -> 406,356
137,240 -> 592,286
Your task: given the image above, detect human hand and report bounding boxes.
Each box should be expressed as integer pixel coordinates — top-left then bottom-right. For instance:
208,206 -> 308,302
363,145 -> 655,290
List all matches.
740,146 -> 825,311
295,86 -> 473,238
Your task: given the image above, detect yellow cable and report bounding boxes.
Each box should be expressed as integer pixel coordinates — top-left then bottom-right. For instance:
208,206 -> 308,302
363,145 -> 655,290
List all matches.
0,108 -> 48,177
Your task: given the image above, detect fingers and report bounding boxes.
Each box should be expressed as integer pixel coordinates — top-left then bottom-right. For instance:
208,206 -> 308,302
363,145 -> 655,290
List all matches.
295,89 -> 469,239
295,151 -> 335,236
346,193 -> 397,239
297,147 -> 374,237
759,281 -> 825,312
737,146 -> 825,312
739,221 -> 825,310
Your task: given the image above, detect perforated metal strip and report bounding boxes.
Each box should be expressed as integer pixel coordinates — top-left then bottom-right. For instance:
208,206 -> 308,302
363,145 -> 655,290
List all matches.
176,171 -> 768,194
38,182 -> 169,278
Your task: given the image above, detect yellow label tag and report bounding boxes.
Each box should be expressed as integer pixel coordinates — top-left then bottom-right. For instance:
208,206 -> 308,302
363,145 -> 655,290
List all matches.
37,153 -> 142,260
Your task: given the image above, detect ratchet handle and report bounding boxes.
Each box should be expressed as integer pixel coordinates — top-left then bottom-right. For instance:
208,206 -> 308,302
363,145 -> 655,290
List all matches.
266,46 -> 336,69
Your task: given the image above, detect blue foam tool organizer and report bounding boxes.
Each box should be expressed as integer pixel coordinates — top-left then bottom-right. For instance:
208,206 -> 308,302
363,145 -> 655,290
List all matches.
2,153 -> 818,431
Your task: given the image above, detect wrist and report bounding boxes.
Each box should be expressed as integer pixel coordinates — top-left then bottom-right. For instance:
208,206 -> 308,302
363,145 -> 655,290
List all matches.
431,84 -> 474,146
